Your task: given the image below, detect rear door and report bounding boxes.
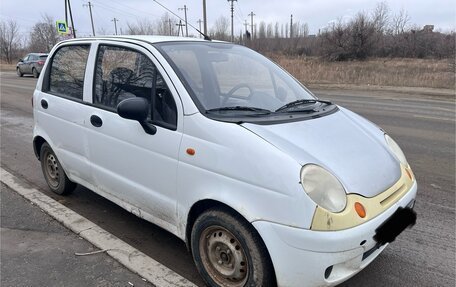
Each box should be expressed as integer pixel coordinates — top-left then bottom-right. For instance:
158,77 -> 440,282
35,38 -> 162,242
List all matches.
21,54 -> 31,73
85,41 -> 183,231
35,43 -> 93,184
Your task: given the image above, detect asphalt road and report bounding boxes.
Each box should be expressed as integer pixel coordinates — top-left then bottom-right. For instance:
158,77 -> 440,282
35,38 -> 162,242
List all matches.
1,71 -> 455,286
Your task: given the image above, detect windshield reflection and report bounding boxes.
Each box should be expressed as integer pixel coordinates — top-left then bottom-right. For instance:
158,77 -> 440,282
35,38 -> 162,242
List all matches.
156,42 -> 316,113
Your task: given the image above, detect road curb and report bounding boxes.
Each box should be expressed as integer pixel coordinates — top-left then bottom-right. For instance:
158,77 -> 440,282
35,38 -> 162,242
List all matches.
0,168 -> 198,287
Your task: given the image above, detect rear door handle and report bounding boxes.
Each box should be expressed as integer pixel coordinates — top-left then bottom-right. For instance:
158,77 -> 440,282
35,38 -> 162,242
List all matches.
41,99 -> 48,109
90,115 -> 103,127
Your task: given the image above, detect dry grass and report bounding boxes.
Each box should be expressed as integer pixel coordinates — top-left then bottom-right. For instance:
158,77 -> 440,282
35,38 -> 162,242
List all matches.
0,63 -> 16,71
269,55 -> 455,90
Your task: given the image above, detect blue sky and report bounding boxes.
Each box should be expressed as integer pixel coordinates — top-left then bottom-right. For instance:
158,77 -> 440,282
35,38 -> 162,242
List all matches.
1,0 -> 455,37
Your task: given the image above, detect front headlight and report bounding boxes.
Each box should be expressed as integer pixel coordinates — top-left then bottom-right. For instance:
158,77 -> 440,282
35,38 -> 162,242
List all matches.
300,164 -> 347,213
385,134 -> 407,166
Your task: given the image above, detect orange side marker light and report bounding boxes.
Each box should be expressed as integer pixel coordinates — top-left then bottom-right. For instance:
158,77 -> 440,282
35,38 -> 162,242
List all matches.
186,148 -> 196,156
405,169 -> 413,180
355,202 -> 366,218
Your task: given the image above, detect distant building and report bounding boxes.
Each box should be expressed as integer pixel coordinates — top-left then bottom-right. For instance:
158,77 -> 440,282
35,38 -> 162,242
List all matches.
423,25 -> 434,32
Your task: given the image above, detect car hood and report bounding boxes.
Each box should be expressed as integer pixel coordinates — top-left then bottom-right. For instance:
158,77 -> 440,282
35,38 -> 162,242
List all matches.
241,108 -> 401,198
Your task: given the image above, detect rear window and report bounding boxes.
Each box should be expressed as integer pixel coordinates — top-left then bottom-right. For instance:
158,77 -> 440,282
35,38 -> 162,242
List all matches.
39,55 -> 48,59
48,45 -> 90,100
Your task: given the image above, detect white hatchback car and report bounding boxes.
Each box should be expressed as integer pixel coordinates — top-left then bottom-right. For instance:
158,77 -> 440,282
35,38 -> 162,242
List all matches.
33,36 -> 417,287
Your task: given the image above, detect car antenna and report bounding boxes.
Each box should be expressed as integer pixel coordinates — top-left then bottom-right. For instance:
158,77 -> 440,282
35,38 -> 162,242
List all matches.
152,0 -> 212,41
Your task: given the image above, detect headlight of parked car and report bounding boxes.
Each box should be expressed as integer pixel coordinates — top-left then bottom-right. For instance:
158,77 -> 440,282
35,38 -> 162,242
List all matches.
300,164 -> 347,213
385,134 -> 408,166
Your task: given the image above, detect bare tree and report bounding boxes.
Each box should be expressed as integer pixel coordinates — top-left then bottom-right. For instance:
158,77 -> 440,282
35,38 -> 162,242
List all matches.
392,8 -> 410,35
155,13 -> 175,36
372,1 -> 390,34
348,12 -> 376,59
126,19 -> 154,35
28,15 -> 61,52
0,19 -> 22,64
266,23 -> 274,38
258,21 -> 266,38
320,19 -> 350,60
211,16 -> 229,40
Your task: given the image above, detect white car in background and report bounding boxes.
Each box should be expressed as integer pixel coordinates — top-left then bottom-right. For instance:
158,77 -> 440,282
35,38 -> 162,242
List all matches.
32,36 -> 417,287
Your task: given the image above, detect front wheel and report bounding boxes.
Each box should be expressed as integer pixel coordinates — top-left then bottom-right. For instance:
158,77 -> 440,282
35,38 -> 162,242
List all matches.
16,67 -> 23,77
40,142 -> 76,195
191,208 -> 275,287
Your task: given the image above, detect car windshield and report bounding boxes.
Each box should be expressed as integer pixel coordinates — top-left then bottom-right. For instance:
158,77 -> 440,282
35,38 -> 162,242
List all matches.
155,42 -> 316,113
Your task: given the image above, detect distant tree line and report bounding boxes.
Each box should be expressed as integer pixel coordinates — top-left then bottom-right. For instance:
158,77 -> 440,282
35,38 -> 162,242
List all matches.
0,2 -> 454,64
246,2 -> 455,60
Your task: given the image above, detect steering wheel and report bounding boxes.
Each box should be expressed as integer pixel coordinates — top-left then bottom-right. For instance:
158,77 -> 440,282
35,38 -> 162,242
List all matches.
221,83 -> 254,106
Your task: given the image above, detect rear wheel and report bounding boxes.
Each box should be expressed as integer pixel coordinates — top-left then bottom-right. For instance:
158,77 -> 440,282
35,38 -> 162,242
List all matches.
16,67 -> 23,77
32,67 -> 39,78
191,208 -> 275,287
40,143 -> 76,195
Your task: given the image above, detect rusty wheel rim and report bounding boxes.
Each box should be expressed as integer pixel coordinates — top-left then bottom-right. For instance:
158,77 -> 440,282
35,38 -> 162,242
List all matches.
199,226 -> 248,286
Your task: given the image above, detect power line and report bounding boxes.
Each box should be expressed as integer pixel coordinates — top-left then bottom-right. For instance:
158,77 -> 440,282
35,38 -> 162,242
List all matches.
152,0 -> 210,40
100,0 -> 160,18
93,1 -> 140,21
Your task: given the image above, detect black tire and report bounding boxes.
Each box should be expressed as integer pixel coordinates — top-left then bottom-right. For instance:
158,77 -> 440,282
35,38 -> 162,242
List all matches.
191,208 -> 276,287
32,67 -> 39,78
40,142 -> 76,195
16,67 -> 23,77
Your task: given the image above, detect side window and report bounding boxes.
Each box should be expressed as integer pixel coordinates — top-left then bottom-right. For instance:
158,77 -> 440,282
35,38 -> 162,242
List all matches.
48,45 -> 90,100
94,45 -> 177,129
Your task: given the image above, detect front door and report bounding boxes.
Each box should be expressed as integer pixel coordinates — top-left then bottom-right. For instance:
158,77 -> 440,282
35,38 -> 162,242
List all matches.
85,43 -> 183,231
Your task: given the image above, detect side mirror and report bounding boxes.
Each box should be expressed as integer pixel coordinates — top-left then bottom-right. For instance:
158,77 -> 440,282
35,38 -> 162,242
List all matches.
117,97 -> 157,135
19,58 -> 23,62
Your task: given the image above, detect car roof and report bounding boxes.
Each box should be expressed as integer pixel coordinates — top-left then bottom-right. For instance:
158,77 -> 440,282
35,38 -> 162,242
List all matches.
29,53 -> 48,56
59,35 -> 220,45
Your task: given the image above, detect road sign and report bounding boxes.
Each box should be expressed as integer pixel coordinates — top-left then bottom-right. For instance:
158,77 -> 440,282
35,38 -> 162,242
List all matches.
56,20 -> 68,35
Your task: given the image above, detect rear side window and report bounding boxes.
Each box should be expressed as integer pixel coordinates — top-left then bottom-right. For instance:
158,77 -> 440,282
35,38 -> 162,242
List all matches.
93,45 -> 177,129
48,45 -> 90,100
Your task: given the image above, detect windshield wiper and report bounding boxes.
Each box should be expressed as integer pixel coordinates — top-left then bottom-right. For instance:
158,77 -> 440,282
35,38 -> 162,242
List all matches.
275,99 -> 332,112
206,106 -> 272,114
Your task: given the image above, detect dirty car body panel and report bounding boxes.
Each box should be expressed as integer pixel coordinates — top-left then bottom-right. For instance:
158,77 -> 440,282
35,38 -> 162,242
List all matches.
33,36 -> 417,287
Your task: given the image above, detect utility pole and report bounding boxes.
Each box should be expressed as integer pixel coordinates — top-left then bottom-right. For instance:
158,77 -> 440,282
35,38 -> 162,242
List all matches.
178,5 -> 188,37
243,20 -> 249,32
111,18 -> 119,35
203,0 -> 207,35
197,19 -> 203,37
227,0 -> 237,42
67,0 -> 76,38
167,18 -> 173,36
248,11 -> 255,40
64,0 -> 68,25
290,14 -> 293,38
176,20 -> 185,37
83,1 -> 96,36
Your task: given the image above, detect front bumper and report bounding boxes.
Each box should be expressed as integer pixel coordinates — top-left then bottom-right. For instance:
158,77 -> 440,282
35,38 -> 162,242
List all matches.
253,180 -> 417,287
